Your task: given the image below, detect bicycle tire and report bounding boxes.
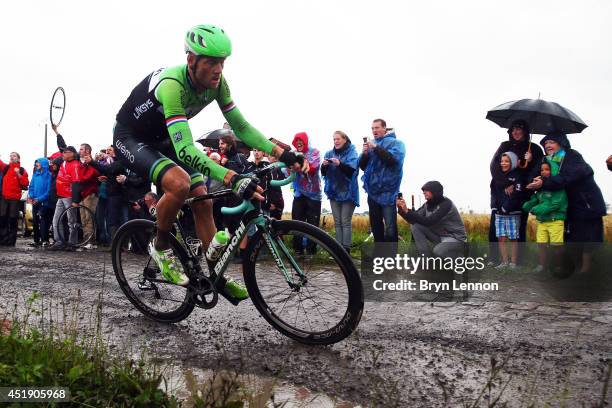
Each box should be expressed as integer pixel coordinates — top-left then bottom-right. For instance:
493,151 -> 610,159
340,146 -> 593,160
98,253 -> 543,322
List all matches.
50,86 -> 65,126
58,205 -> 95,246
111,219 -> 195,323
243,219 -> 364,345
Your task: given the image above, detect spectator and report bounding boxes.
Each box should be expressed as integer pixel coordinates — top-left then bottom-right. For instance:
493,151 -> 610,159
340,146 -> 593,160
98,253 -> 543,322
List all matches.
0,152 -> 29,246
250,148 -> 270,198
73,143 -> 100,249
88,147 -> 128,241
491,152 -> 526,269
0,164 -> 3,231
291,132 -> 322,255
50,146 -> 81,251
266,154 -> 286,220
607,155 -> 612,171
359,119 -> 405,244
207,152 -> 225,192
124,168 -> 153,253
126,191 -> 159,255
124,169 -> 152,220
28,158 -> 52,247
51,124 -> 69,156
321,130 -> 359,252
131,191 -> 159,221
488,120 -> 544,261
94,150 -> 111,246
46,157 -> 62,244
397,181 -> 466,258
522,161 -> 567,272
219,134 -> 255,175
251,148 -> 267,167
527,132 -> 606,274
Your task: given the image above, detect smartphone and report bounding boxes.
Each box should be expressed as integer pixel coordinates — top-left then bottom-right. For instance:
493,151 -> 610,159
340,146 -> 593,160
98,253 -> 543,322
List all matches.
397,192 -> 403,199
363,137 -> 368,143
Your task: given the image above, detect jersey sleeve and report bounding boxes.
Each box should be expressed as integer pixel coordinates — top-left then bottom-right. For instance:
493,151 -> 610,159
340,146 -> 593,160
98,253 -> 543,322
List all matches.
155,79 -> 229,183
216,77 -> 276,154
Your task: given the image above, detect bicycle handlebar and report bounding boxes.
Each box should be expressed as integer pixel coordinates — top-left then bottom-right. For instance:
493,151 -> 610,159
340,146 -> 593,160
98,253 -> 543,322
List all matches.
221,161 -> 296,215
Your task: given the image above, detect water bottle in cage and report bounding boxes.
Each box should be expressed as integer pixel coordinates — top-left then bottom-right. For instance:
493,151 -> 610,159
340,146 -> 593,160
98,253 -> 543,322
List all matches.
206,229 -> 230,261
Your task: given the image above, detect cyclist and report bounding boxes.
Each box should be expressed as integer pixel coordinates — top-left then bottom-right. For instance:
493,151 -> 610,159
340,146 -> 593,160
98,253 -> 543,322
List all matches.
114,25 -> 305,298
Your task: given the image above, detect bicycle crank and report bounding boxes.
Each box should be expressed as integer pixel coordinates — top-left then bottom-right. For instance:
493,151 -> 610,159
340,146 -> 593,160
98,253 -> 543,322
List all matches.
188,275 -> 218,309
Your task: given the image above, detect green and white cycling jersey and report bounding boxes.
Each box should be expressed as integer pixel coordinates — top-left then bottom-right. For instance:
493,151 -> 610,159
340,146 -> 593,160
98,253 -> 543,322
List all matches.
115,65 -> 275,184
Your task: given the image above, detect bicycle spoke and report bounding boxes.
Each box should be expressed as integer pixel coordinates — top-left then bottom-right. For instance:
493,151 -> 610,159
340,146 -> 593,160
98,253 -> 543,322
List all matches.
303,287 -> 331,331
297,292 -> 315,333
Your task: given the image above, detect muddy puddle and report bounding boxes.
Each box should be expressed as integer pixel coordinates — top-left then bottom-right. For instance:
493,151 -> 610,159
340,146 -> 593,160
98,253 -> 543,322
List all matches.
161,365 -> 359,407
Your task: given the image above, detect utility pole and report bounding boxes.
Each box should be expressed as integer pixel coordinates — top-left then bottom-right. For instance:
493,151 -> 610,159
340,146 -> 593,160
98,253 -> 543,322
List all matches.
44,123 -> 48,157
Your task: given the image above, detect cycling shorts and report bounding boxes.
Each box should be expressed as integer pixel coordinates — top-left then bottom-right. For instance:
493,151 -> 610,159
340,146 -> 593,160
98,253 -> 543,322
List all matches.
113,121 -> 205,191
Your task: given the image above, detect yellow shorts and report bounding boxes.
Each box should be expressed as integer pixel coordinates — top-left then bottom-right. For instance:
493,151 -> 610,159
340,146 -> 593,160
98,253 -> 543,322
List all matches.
536,220 -> 564,244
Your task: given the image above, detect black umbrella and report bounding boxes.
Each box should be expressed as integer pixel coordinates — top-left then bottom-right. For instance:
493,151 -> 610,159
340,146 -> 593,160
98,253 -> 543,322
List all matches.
486,98 -> 587,135
196,128 -> 238,149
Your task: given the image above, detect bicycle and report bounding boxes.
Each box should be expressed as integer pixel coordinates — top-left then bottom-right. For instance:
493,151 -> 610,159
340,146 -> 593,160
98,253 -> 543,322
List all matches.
58,204 -> 96,247
111,162 -> 364,345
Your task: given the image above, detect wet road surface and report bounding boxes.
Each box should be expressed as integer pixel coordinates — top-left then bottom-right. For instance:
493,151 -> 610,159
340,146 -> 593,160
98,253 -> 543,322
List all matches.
0,241 -> 610,407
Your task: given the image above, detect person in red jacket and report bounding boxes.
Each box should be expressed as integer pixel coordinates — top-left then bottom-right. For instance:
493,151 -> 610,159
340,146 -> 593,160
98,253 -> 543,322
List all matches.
291,132 -> 322,255
73,143 -> 100,249
49,146 -> 81,251
0,152 -> 29,246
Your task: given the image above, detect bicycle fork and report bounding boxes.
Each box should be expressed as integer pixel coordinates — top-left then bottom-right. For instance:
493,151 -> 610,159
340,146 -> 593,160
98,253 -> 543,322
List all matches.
262,227 -> 307,290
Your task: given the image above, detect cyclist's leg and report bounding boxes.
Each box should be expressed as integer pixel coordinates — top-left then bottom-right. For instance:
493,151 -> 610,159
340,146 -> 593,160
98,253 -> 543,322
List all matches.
113,122 -> 188,251
162,145 -> 216,249
166,154 -> 247,299
188,185 -> 216,249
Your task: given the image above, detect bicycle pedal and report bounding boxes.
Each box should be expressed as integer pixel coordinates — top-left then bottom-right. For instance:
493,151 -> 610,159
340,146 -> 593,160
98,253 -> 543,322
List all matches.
138,280 -> 156,291
143,266 -> 160,280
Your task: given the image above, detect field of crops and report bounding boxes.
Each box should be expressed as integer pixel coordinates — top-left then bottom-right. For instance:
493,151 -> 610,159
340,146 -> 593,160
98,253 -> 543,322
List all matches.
309,213 -> 612,243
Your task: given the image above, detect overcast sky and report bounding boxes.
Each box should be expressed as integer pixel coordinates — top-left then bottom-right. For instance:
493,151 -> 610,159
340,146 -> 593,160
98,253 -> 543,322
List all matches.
1,0 -> 610,212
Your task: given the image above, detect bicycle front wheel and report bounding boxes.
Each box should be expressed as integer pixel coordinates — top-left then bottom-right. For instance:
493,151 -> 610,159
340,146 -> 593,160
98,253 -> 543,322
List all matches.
243,220 -> 364,345
111,219 -> 194,323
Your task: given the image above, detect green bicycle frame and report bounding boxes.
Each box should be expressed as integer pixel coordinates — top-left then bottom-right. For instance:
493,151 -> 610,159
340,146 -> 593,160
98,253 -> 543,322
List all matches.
209,162 -> 306,289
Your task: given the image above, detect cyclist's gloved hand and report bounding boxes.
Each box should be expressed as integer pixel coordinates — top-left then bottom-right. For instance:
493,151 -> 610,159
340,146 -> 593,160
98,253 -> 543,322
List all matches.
279,150 -> 304,167
279,150 -> 308,173
230,175 -> 264,201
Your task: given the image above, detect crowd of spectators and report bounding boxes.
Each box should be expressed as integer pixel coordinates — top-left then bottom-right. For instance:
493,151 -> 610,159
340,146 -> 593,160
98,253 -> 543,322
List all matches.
1,117 -> 609,276
0,125 -> 153,251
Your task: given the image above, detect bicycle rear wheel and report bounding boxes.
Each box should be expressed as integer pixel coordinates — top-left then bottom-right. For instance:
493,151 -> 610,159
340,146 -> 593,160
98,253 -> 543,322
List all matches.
58,205 -> 95,246
243,219 -> 364,345
111,219 -> 194,323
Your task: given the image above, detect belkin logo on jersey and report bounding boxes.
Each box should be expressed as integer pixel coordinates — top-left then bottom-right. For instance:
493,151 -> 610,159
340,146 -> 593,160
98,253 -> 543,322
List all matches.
178,146 -> 207,173
133,99 -> 155,120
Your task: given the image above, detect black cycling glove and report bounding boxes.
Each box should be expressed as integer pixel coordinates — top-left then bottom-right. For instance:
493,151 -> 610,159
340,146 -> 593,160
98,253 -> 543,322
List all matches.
230,175 -> 259,200
279,150 -> 304,167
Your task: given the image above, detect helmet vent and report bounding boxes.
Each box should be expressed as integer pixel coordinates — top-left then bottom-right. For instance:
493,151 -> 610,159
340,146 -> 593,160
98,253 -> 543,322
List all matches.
197,34 -> 206,48
189,32 -> 196,43
203,28 -> 214,34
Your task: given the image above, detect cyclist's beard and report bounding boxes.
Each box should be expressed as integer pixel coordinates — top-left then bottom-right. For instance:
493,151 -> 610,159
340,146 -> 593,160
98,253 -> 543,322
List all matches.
189,63 -> 202,89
